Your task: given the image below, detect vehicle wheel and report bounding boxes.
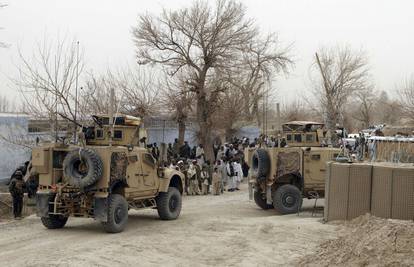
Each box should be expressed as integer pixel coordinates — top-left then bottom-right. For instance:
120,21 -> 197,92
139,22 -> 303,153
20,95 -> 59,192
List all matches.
251,149 -> 270,178
254,190 -> 273,210
41,215 -> 68,229
63,148 -> 103,189
272,184 -> 303,214
156,187 -> 182,220
102,194 -> 128,233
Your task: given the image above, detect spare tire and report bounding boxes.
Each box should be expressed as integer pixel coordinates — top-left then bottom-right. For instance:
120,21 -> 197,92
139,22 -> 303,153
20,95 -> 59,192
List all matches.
251,149 -> 270,178
63,148 -> 103,189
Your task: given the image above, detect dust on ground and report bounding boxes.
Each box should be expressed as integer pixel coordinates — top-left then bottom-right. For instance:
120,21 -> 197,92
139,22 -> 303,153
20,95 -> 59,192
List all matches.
0,184 -> 338,267
299,214 -> 414,266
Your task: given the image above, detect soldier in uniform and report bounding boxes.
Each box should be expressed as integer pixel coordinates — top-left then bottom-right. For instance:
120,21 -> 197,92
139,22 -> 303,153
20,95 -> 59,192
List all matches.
187,160 -> 200,195
167,143 -> 174,163
172,138 -> 179,159
9,170 -> 25,219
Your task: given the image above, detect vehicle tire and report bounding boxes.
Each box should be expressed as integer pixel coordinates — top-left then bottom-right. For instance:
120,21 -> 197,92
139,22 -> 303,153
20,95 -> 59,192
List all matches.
272,184 -> 303,214
251,149 -> 270,178
254,190 -> 273,210
41,215 -> 68,229
102,194 -> 129,233
63,148 -> 103,189
156,187 -> 182,220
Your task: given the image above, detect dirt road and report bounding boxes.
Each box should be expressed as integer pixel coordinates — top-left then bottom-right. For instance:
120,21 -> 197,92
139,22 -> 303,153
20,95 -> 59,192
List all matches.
0,185 -> 338,266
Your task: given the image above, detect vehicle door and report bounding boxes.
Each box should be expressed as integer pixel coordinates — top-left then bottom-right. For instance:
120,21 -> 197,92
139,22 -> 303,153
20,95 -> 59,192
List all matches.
139,152 -> 159,193
303,149 -> 327,186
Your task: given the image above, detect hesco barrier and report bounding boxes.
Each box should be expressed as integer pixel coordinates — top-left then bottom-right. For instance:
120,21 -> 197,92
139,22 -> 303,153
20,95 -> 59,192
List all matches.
324,163 -> 372,221
325,162 -> 414,221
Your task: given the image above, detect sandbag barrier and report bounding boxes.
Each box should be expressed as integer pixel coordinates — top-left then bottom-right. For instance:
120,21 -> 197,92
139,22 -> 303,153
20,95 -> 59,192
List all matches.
324,162 -> 414,221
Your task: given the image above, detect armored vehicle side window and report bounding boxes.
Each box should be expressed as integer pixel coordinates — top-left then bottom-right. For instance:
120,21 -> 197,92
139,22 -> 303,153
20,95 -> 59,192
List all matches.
96,129 -> 104,139
311,154 -> 321,160
286,134 -> 292,141
294,134 -> 302,142
114,130 -> 123,140
306,134 -> 314,142
143,153 -> 156,167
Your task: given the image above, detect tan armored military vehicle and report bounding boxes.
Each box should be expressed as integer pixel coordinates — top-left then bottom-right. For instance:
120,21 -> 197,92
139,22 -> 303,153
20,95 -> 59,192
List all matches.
245,121 -> 342,214
32,114 -> 185,233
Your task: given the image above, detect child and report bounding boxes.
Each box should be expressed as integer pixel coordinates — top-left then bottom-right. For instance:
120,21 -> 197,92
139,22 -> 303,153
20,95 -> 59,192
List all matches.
212,167 -> 221,195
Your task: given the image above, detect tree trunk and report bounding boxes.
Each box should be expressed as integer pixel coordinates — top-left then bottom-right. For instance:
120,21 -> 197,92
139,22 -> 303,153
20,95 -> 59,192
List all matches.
252,102 -> 261,127
178,119 -> 186,147
225,127 -> 233,141
241,89 -> 252,121
196,91 -> 214,162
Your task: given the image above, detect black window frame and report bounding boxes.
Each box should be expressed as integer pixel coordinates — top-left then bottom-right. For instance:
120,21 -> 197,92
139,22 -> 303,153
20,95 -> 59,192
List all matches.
113,130 -> 123,140
96,129 -> 104,139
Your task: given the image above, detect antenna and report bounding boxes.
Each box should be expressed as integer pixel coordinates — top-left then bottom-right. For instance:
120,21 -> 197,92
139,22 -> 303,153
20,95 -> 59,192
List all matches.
108,88 -> 114,146
109,88 -> 125,145
276,102 -> 281,148
55,91 -> 58,142
74,41 -> 79,143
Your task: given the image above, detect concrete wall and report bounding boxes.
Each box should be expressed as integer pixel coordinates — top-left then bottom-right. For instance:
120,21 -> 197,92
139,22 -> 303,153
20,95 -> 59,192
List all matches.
145,118 -> 260,147
0,114 -> 31,180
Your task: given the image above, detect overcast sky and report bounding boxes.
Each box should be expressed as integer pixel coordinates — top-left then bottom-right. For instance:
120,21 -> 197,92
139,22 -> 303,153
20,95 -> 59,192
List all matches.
0,0 -> 413,105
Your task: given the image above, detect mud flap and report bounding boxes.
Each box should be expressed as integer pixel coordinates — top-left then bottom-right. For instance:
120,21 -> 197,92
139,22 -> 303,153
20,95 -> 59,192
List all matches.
248,182 -> 253,200
36,193 -> 49,217
94,197 -> 108,222
266,186 -> 272,205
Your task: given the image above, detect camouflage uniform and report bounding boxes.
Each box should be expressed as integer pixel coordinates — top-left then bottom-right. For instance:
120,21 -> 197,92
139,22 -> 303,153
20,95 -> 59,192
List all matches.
9,170 -> 25,218
187,163 -> 200,195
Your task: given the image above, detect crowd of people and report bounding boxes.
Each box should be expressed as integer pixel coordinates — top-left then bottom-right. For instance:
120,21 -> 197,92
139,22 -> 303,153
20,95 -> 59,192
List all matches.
156,138 -> 252,196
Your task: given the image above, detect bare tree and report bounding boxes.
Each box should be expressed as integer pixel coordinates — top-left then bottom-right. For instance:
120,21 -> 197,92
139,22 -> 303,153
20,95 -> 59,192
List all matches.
81,72 -> 114,116
161,72 -> 194,146
374,91 -> 402,126
312,46 -> 370,139
352,86 -> 376,128
116,66 -> 160,118
132,0 -> 257,160
228,34 -> 292,124
0,3 -> 8,48
398,76 -> 414,122
14,35 -> 84,137
0,94 -> 11,112
281,100 -> 313,122
82,66 -> 160,119
212,78 -> 245,140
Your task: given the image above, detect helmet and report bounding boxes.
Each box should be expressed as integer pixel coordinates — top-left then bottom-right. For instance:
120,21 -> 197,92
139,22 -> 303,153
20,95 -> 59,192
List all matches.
14,170 -> 23,177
